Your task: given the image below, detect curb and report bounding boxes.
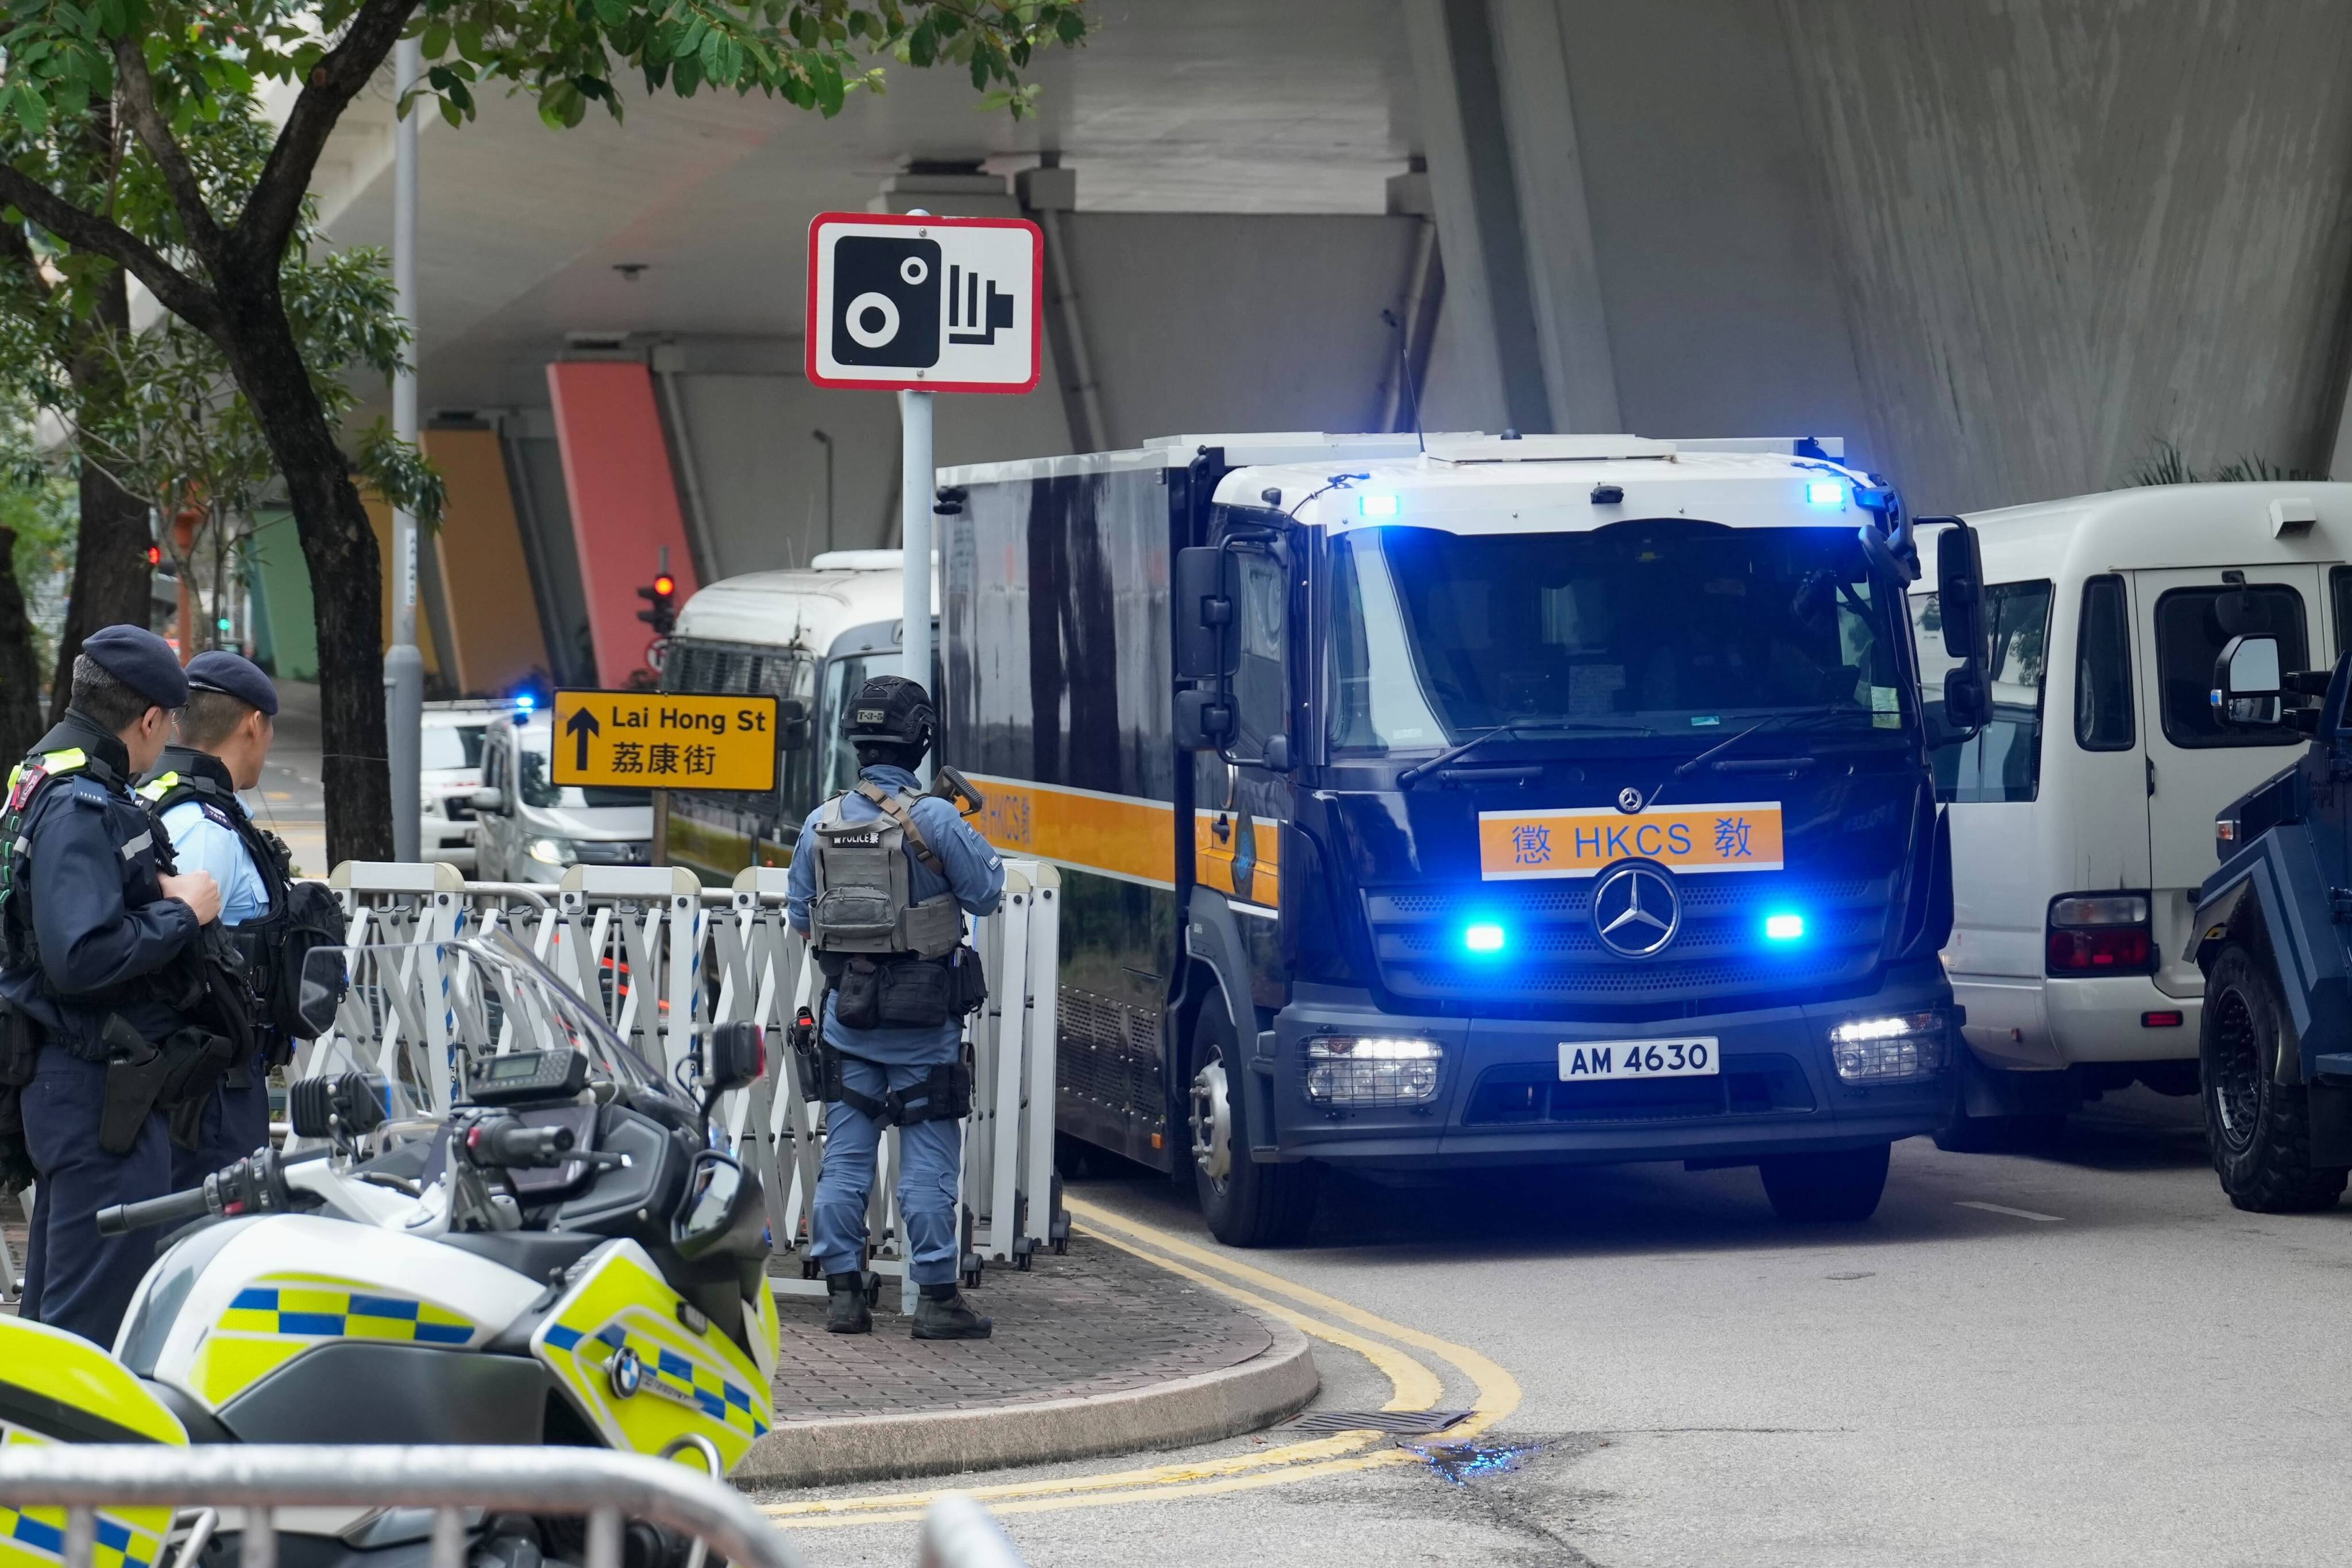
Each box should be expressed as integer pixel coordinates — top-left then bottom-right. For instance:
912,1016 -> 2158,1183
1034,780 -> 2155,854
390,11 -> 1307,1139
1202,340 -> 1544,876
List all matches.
733,1312 -> 1320,1488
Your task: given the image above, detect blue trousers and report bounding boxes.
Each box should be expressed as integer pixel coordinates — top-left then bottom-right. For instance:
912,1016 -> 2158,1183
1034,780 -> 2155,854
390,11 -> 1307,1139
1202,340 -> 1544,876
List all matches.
169,1050 -> 273,1193
21,1047 -> 170,1349
810,1056 -> 963,1285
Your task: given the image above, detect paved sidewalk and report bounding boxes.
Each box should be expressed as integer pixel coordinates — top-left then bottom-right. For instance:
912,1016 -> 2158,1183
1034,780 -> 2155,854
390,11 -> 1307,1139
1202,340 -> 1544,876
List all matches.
744,1231 -> 1315,1486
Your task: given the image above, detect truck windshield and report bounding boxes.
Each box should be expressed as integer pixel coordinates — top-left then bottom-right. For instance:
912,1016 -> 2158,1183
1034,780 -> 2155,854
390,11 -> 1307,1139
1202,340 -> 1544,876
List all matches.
1327,521 -> 1910,752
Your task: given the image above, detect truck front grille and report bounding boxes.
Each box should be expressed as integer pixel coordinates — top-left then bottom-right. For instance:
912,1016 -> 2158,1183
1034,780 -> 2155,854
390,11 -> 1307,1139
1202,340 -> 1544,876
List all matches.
1365,874 -> 1891,1018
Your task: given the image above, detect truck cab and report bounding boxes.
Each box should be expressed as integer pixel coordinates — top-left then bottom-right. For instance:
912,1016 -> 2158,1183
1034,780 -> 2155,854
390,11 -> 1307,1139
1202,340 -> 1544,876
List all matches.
658,551 -> 933,882
940,431 -> 1979,1242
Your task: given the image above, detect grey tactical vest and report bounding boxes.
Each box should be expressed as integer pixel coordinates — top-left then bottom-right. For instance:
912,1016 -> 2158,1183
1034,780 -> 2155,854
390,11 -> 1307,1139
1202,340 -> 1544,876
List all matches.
806,782 -> 965,960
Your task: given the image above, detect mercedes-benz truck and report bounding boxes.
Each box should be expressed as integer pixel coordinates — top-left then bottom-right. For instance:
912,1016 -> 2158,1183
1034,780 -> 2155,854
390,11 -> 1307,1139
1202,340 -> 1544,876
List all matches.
937,432 -> 1986,1243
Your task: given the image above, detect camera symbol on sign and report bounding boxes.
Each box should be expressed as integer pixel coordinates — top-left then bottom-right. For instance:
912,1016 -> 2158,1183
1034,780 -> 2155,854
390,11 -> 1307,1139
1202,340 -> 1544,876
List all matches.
831,234 -> 1018,369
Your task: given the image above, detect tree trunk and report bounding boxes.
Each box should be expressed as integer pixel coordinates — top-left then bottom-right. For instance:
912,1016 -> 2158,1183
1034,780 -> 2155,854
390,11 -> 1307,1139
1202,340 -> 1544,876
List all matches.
215,276 -> 389,864
0,526 -> 43,762
47,267 -> 153,721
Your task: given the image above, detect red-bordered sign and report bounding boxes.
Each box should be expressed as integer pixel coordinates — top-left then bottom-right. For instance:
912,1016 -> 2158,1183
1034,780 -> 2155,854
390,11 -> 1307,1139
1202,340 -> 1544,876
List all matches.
805,211 -> 1044,393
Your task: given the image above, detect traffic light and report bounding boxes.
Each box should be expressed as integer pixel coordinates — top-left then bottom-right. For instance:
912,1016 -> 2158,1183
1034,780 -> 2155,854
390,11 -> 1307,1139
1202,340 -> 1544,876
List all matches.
144,544 -> 161,567
637,571 -> 678,636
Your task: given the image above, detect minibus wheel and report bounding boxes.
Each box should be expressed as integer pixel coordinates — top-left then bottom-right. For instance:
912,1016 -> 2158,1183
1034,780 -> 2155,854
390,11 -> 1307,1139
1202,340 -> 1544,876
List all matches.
1188,994 -> 1316,1246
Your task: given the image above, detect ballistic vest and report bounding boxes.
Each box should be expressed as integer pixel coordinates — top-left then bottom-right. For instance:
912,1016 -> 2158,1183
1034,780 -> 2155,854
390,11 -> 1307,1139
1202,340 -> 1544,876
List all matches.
805,781 -> 965,961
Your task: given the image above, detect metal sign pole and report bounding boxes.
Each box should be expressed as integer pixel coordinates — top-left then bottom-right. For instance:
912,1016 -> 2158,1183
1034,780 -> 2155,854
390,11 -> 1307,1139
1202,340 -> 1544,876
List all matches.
899,388 -> 933,693
385,35 -> 424,862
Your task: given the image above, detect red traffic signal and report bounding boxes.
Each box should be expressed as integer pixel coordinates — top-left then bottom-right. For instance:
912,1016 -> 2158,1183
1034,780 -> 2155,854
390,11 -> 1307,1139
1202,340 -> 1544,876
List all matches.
144,544 -> 161,567
637,573 -> 678,637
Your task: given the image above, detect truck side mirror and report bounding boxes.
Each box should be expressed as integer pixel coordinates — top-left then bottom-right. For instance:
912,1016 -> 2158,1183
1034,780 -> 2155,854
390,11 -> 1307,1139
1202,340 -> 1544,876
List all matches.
1175,688 -> 1234,751
468,786 -> 505,814
1173,547 -> 1237,681
2212,634 -> 2283,727
1936,520 -> 1992,731
1260,734 -> 1293,773
777,697 -> 810,751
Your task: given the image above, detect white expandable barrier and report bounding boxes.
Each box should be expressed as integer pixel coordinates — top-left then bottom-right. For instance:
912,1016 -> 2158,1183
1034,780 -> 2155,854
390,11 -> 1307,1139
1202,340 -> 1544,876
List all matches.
301,856 -> 1067,1307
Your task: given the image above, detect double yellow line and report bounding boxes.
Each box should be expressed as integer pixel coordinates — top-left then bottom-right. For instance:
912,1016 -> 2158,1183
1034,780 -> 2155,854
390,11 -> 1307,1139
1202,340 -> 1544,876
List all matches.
762,1197 -> 1521,1528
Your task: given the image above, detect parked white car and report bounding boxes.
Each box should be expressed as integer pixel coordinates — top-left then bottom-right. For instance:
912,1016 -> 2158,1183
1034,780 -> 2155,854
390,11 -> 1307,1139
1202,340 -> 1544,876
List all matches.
417,700 -> 501,871
1913,484 -> 2352,1144
470,709 -> 654,884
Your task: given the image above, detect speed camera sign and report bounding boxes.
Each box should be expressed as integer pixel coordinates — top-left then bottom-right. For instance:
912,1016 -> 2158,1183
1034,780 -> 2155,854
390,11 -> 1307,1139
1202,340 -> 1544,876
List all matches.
806,213 -> 1042,393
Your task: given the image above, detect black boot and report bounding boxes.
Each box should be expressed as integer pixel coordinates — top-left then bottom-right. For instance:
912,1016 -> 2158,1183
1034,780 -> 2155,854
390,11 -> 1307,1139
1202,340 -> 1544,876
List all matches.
911,1283 -> 992,1340
825,1272 -> 871,1335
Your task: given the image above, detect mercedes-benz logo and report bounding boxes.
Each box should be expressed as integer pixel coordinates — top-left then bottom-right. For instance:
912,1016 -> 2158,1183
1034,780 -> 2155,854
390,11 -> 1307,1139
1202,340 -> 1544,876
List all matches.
1592,862 -> 1680,959
1616,786 -> 1644,814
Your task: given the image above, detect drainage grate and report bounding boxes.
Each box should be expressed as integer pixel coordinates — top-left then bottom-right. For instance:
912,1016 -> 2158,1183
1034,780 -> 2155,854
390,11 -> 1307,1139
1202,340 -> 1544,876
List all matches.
1289,1409 -> 1473,1435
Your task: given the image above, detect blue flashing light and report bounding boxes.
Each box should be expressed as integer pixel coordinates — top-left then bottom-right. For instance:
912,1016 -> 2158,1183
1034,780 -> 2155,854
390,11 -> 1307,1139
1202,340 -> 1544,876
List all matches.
1463,922 -> 1507,955
1763,912 -> 1806,942
1805,479 -> 1845,508
1359,492 -> 1400,518
514,693 -> 536,711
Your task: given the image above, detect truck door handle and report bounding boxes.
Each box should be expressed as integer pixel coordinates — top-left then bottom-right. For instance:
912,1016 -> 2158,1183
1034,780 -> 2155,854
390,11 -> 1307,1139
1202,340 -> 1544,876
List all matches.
1212,814 -> 1231,843
2146,757 -> 2156,798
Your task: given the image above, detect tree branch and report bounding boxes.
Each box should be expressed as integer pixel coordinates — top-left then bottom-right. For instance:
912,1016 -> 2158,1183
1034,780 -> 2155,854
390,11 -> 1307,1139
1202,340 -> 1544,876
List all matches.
108,38 -> 227,262
0,160 -> 220,332
233,0 -> 420,267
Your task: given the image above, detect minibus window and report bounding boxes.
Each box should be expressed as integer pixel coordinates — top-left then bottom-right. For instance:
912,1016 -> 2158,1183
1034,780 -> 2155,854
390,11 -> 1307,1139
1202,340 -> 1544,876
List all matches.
1913,580 -> 2051,802
2075,575 -> 2134,751
2153,585 -> 2306,750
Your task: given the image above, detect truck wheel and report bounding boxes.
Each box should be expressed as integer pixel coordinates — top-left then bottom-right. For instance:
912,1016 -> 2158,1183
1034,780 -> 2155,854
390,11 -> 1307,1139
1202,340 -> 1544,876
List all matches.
1188,994 -> 1315,1247
2203,944 -> 2349,1212
1758,1143 -> 1890,1222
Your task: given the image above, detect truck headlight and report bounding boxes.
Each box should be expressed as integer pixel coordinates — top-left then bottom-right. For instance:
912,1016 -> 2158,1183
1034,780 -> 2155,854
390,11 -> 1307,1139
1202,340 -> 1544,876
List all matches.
1828,1010 -> 1948,1083
1304,1036 -> 1443,1106
526,836 -> 576,866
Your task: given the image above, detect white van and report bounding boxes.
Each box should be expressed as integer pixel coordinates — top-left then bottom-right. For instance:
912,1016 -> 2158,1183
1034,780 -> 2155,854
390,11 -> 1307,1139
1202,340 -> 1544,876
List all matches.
471,709 -> 655,884
659,550 -> 933,881
1913,484 -> 2352,1144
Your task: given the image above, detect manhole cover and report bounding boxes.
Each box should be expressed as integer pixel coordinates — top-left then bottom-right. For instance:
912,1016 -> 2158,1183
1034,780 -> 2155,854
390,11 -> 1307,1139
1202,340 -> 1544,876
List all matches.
1289,1409 -> 1473,1435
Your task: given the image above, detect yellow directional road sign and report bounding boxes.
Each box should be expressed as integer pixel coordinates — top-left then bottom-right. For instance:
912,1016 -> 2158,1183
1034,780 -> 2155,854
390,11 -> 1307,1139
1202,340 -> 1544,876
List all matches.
550,689 -> 779,792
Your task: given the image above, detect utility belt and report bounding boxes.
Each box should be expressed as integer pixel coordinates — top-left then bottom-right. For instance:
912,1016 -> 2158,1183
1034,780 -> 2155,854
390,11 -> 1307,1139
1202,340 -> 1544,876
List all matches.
787,1003 -> 972,1128
0,993 -> 242,1161
815,945 -> 987,1032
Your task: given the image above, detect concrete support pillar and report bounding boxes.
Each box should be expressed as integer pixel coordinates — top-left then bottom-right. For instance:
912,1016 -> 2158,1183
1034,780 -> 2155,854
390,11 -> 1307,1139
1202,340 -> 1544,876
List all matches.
1406,0 -> 1619,434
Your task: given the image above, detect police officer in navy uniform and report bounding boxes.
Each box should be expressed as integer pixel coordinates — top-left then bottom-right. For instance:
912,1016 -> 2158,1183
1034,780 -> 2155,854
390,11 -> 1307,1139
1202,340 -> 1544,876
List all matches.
141,651 -> 284,1191
787,676 -> 1005,1339
0,627 -> 221,1345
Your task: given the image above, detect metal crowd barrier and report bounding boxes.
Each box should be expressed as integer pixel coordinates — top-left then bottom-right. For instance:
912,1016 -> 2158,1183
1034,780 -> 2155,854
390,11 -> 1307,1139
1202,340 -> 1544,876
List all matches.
0,1445 -> 1025,1568
308,859 -> 1068,1310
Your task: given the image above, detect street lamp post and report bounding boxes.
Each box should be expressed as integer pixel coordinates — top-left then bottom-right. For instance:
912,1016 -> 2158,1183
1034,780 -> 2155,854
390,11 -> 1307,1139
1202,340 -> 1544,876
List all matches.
385,36 -> 424,862
812,428 -> 835,555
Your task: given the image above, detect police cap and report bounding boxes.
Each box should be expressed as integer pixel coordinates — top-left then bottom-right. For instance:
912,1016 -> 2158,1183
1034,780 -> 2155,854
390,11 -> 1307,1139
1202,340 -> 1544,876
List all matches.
844,675 -> 936,754
80,625 -> 188,710
186,650 -> 279,717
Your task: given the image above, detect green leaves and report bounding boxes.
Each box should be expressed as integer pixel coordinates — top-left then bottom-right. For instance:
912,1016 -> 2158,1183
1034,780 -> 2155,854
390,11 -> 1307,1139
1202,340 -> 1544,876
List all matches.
388,0 -> 1090,127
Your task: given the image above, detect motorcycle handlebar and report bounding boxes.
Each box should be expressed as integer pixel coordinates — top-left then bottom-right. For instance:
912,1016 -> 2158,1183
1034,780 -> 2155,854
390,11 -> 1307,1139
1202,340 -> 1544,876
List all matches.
96,1185 -> 214,1238
465,1121 -> 576,1168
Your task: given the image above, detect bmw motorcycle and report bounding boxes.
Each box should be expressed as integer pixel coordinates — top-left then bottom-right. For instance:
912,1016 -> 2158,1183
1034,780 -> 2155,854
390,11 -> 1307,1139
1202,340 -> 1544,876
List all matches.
0,933 -> 777,1568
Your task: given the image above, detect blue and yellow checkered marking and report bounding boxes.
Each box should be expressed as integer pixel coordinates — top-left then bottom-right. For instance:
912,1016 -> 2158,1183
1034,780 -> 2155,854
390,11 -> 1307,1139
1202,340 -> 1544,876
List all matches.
222,1286 -> 473,1345
0,1426 -> 167,1568
546,1322 -> 768,1438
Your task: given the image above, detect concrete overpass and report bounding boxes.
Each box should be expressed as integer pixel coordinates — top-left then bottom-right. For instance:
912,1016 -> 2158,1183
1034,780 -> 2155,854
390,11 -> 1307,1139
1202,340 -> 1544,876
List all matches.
269,0 -> 2352,693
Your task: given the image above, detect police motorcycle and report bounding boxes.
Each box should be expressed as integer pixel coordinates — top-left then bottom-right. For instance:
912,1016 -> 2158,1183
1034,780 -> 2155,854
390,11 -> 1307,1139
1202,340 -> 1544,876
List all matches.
0,932 -> 779,1568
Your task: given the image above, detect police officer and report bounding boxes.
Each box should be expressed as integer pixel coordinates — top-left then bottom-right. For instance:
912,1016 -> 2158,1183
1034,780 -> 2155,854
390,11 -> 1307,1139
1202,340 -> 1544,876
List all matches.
141,651 -> 283,1191
0,627 -> 221,1345
787,677 -> 1003,1339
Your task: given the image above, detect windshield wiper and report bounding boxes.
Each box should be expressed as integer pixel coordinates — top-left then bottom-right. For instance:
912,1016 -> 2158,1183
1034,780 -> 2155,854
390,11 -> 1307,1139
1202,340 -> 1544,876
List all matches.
1396,720 -> 1655,789
1636,708 -> 1869,811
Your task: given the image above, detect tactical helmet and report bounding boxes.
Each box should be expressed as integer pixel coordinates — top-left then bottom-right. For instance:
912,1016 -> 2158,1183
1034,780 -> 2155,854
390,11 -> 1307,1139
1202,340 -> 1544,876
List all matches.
845,675 -> 936,762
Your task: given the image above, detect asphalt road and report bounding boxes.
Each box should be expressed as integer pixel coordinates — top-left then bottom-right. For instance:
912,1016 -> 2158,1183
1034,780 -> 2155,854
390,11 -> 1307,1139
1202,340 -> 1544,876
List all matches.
775,1090 -> 2352,1567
